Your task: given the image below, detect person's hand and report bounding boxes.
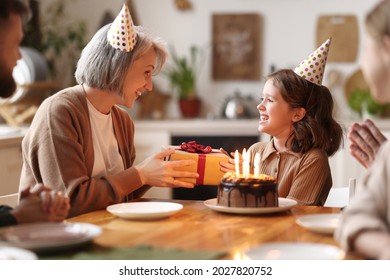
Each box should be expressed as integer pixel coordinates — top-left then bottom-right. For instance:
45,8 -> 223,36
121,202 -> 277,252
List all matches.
348,119 -> 387,169
219,148 -> 241,173
30,184 -> 70,215
135,149 -> 199,188
11,185 -> 70,224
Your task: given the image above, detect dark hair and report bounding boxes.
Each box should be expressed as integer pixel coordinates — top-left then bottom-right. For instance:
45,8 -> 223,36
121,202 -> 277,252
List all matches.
0,0 -> 28,21
267,69 -> 343,156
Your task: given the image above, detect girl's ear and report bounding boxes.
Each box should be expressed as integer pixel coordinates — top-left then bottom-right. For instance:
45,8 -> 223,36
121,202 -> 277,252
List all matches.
292,107 -> 306,123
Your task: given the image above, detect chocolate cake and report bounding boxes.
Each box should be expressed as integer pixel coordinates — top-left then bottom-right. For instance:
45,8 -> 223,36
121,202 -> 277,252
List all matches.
217,172 -> 278,208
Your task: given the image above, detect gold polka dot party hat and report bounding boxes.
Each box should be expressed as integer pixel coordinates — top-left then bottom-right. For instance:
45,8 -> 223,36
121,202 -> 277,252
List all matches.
107,3 -> 137,52
294,38 -> 331,86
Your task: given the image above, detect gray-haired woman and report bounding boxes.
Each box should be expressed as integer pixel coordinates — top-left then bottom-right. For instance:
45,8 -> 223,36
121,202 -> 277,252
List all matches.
19,21 -> 198,218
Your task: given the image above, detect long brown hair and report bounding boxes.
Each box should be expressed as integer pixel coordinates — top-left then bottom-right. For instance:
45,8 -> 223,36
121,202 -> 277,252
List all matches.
365,0 -> 390,41
267,69 -> 343,156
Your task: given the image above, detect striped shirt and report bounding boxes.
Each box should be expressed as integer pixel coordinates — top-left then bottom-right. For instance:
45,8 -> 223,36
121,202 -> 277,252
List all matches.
248,140 -> 332,206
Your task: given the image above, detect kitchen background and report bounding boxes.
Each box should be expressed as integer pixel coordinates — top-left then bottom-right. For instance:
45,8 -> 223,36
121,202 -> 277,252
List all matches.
0,0 -> 387,203
12,0 -> 380,120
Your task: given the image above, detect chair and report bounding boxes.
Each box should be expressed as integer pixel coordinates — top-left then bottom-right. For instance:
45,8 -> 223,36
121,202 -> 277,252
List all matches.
324,178 -> 356,208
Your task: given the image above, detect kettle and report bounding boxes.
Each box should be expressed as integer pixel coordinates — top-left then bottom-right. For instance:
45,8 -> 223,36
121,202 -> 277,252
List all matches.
223,91 -> 257,119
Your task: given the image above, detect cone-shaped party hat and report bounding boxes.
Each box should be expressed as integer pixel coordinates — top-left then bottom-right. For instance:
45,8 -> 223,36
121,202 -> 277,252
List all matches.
294,38 -> 331,86
107,3 -> 137,52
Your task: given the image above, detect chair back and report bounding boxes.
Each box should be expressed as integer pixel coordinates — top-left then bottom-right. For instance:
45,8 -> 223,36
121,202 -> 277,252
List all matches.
324,178 -> 356,208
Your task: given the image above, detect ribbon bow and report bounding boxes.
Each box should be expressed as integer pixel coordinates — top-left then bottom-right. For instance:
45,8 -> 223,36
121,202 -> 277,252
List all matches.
179,141 -> 212,154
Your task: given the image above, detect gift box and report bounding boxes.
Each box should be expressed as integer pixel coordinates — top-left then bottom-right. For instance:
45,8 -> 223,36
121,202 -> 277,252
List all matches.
164,144 -> 230,186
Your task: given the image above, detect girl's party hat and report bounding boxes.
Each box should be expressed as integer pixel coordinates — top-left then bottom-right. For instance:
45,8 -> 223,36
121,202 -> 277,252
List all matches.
294,38 -> 331,86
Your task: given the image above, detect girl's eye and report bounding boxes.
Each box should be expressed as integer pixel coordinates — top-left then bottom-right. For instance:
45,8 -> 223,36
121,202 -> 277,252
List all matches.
260,97 -> 273,103
145,71 -> 151,78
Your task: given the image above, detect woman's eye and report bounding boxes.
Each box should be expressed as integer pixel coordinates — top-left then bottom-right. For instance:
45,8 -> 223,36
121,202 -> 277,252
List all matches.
145,72 -> 151,78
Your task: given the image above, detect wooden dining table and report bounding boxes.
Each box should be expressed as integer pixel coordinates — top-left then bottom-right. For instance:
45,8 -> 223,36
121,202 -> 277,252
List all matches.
67,198 -> 362,260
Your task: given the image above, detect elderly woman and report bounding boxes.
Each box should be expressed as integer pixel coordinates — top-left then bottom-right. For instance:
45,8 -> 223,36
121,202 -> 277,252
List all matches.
19,5 -> 198,217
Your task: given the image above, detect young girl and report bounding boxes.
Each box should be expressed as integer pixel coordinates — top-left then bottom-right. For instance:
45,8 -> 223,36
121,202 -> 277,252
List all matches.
221,39 -> 343,206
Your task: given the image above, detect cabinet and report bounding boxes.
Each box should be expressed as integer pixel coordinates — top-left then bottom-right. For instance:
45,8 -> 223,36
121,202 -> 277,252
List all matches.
329,140 -> 365,187
133,130 -> 171,199
0,128 -> 25,207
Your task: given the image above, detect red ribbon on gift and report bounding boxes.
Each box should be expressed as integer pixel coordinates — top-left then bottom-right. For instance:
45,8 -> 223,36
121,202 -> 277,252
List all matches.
179,141 -> 212,154
179,141 -> 211,185
196,154 -> 206,185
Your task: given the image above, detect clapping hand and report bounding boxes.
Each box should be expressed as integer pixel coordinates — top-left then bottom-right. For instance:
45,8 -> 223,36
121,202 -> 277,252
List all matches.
348,119 -> 387,169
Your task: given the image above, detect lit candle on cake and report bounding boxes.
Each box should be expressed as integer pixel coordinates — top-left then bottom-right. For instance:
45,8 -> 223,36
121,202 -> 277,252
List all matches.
235,150 -> 240,176
254,152 -> 260,177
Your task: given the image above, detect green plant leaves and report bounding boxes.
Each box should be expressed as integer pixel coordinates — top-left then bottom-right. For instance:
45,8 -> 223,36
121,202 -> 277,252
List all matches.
348,89 -> 388,116
164,45 -> 202,99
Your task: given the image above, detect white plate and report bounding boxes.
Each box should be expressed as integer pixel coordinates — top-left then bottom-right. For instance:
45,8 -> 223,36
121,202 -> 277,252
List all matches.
107,202 -> 183,220
0,222 -> 102,253
204,198 -> 297,214
245,242 -> 345,260
0,246 -> 37,260
296,213 -> 341,234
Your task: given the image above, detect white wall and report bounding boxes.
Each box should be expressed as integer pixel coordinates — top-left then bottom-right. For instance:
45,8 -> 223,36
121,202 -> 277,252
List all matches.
131,0 -> 379,119
40,0 -> 379,119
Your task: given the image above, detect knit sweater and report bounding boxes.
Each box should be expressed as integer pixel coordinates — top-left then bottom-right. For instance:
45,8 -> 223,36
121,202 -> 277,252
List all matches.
19,85 -> 149,217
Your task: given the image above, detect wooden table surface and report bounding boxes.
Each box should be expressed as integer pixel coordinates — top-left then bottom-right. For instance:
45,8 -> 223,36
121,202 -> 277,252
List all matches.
67,199 -> 362,260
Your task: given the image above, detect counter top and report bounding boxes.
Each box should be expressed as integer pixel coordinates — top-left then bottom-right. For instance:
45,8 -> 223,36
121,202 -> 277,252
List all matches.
0,125 -> 28,148
134,118 -> 260,136
134,117 -> 390,135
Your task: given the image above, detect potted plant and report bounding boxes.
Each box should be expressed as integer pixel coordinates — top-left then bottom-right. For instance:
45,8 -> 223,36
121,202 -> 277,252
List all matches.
348,89 -> 389,118
165,45 -> 203,118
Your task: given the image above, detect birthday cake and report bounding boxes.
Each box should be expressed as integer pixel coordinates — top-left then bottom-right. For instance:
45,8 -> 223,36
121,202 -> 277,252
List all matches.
217,172 -> 278,208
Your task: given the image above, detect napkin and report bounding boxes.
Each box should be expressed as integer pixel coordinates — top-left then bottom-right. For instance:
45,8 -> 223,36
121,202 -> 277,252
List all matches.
40,244 -> 226,260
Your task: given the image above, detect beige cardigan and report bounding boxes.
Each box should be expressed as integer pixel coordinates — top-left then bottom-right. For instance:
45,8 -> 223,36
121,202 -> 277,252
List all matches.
19,85 -> 149,217
335,141 -> 390,253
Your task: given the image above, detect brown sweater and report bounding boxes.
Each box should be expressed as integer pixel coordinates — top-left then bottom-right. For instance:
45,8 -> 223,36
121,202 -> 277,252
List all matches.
19,85 -> 149,217
249,140 -> 332,206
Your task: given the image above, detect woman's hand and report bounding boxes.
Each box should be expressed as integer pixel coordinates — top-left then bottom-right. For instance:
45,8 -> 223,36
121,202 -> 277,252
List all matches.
135,149 -> 199,188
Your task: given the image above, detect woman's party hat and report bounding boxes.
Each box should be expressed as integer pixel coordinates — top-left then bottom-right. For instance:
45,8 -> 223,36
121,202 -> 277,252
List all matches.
107,3 -> 137,52
294,38 -> 331,86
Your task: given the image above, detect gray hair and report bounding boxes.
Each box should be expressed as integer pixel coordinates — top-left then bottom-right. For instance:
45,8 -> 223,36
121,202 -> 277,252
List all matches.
75,24 -> 168,94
